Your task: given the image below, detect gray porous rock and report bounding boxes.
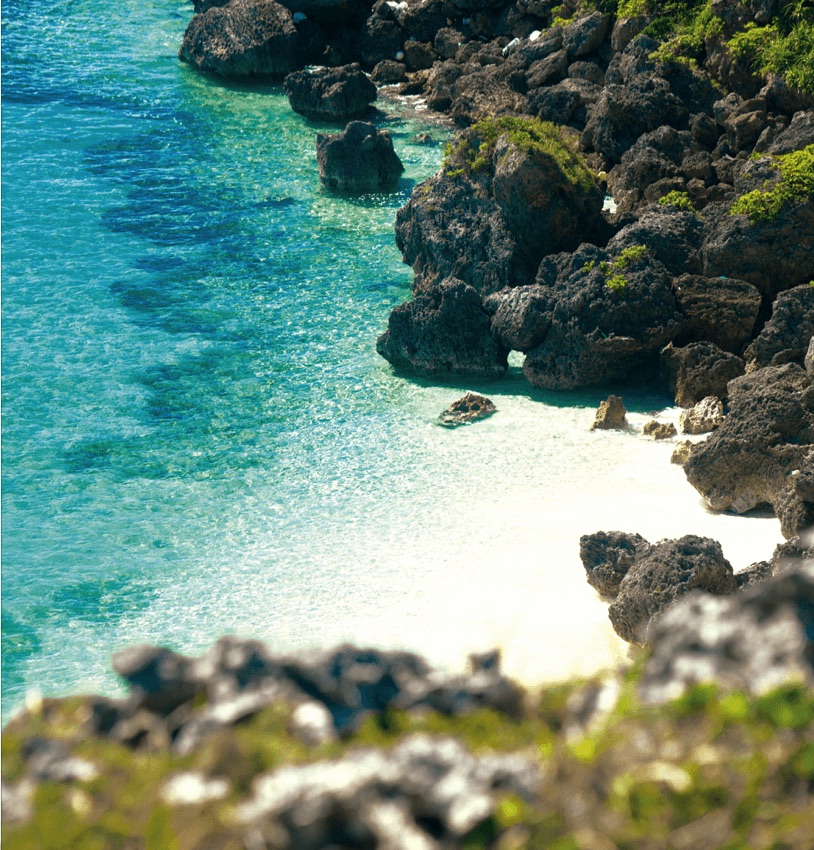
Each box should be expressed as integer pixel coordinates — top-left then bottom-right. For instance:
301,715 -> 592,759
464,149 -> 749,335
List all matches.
317,121 -> 404,192
606,206 -> 705,277
579,530 -> 650,599
284,64 -> 376,121
639,559 -> 814,703
661,341 -> 745,407
580,69 -> 688,164
376,278 -> 509,379
590,395 -> 628,431
745,283 -> 814,370
807,336 -> 814,376
179,0 -> 302,78
607,535 -> 738,644
521,243 -> 683,390
684,363 -> 814,514
438,392 -> 497,427
671,273 -> 761,353
563,12 -> 611,58
234,734 -> 540,848
701,196 -> 814,298
484,285 -> 551,352
679,396 -> 724,434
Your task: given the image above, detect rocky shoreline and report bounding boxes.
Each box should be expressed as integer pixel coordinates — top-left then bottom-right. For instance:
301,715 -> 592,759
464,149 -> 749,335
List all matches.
3,0 -> 814,844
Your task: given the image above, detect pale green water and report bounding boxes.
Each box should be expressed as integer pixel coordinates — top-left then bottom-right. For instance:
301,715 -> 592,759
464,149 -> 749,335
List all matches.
1,0 -> 780,721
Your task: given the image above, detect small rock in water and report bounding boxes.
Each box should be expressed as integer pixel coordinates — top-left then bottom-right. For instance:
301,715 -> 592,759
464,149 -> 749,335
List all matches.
591,395 -> 628,430
671,439 -> 694,465
316,121 -> 404,193
642,420 -> 677,440
439,392 -> 496,427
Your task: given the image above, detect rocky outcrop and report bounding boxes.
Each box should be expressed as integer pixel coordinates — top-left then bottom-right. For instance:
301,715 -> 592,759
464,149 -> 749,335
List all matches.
179,0 -> 302,79
671,273 -> 761,353
702,198 -> 814,298
395,118 -> 605,296
316,121 -> 404,191
661,341 -> 745,407
679,395 -> 724,434
579,530 -> 649,599
606,534 -> 739,644
671,439 -> 694,465
521,242 -> 683,390
284,64 -> 376,121
438,392 -> 496,427
591,395 -> 628,431
640,559 -> 814,703
376,278 -> 508,379
684,363 -> 814,515
745,283 -> 814,370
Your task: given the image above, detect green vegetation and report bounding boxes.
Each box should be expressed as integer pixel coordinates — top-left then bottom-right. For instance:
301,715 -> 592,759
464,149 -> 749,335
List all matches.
730,144 -> 814,222
728,1 -> 814,95
584,244 -> 649,291
606,274 -> 628,291
613,244 -> 648,268
443,117 -> 597,194
613,0 -> 814,94
3,678 -> 813,849
659,189 -> 697,211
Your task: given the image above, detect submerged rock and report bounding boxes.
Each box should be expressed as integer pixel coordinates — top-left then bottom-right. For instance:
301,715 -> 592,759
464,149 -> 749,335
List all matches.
179,0 -> 302,79
284,64 -> 376,121
317,121 -> 404,192
439,392 -> 496,427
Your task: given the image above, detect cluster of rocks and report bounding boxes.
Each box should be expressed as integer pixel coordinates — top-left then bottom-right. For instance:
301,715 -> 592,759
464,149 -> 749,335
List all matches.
85,640 -> 523,754
580,526 -> 813,646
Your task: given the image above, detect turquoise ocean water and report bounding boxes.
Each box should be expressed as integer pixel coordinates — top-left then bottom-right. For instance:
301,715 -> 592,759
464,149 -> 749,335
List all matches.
2,0 -> 780,721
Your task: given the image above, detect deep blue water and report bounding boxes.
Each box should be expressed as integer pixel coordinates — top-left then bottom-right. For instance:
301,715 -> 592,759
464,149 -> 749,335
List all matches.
1,0 -> 780,720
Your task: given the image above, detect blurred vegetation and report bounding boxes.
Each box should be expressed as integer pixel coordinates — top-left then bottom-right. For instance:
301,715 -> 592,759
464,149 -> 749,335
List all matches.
3,671 -> 813,849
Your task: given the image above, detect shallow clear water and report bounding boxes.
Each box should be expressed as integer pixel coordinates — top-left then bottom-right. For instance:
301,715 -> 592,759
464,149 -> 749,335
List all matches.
2,0 -> 780,720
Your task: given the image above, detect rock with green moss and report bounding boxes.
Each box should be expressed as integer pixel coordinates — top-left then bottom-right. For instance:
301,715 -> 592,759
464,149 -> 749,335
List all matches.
392,117 -> 605,301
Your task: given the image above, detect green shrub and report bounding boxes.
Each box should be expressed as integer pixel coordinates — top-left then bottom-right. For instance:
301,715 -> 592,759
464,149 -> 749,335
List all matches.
730,145 -> 814,222
442,117 -> 597,194
658,190 -> 697,211
607,274 -> 628,291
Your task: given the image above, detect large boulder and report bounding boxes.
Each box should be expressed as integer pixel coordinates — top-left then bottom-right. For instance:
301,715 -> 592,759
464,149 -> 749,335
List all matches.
745,283 -> 814,370
607,535 -> 738,644
316,121 -> 404,192
661,341 -> 745,407
702,193 -> 814,299
684,363 -> 814,514
679,396 -> 724,434
394,118 -> 606,297
640,560 -> 814,703
179,0 -> 302,79
376,278 -> 509,379
284,65 -> 376,122
521,242 -> 684,390
671,273 -> 761,353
